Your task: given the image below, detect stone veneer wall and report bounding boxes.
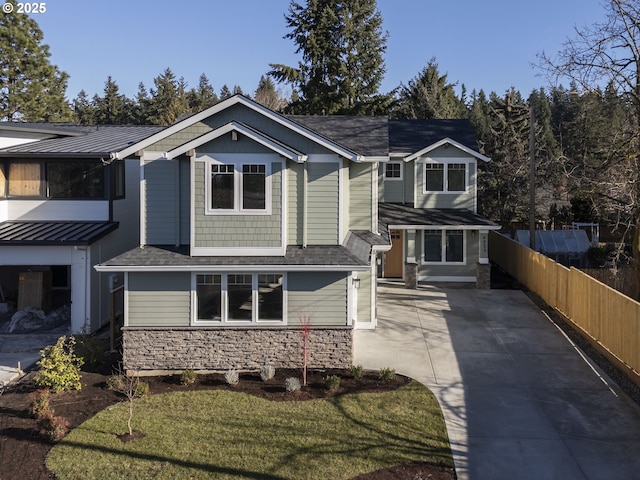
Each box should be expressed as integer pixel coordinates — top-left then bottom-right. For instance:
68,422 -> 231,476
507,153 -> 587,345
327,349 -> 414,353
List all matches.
122,326 -> 353,374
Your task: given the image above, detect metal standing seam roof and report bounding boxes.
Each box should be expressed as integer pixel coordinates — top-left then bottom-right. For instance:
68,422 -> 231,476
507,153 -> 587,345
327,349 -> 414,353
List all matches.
0,125 -> 165,156
0,221 -> 118,245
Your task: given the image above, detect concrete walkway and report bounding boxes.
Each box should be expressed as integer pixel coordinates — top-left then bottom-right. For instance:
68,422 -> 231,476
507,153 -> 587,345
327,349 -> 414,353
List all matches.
354,282 -> 640,480
0,333 -> 61,386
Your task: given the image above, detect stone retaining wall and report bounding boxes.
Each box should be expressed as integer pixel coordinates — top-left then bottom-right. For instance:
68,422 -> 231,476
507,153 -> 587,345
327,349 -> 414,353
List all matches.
122,326 -> 353,374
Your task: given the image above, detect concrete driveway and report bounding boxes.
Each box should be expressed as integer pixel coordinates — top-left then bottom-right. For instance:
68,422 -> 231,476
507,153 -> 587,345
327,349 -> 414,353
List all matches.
354,282 -> 640,480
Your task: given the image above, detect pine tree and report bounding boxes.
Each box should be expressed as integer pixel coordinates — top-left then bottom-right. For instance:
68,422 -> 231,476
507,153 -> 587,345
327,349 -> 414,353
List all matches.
392,58 -> 465,119
254,75 -> 287,111
147,68 -> 190,125
72,90 -> 95,125
0,1 -> 71,121
219,85 -> 232,100
269,0 -> 390,114
93,76 -> 134,125
186,74 -> 218,112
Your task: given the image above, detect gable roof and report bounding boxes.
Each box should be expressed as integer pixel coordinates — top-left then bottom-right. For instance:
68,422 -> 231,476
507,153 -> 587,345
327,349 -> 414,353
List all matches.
0,125 -> 165,158
389,119 -> 489,162
285,115 -> 389,158
114,95 -> 365,162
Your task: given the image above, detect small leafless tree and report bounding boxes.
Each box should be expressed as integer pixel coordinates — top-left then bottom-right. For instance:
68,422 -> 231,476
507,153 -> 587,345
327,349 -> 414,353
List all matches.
107,364 -> 144,437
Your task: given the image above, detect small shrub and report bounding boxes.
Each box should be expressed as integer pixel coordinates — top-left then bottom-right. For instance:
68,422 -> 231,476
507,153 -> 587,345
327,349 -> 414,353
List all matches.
260,365 -> 276,382
34,336 -> 84,393
106,374 -> 126,392
28,388 -> 52,419
378,367 -> 396,383
284,377 -> 301,392
37,413 -> 69,443
74,333 -> 105,368
224,369 -> 239,386
180,369 -> 197,385
324,374 -> 341,391
349,364 -> 364,379
134,381 -> 149,398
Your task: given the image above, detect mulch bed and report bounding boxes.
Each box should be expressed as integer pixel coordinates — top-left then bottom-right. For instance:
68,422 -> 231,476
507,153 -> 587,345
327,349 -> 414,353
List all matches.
0,366 -> 456,480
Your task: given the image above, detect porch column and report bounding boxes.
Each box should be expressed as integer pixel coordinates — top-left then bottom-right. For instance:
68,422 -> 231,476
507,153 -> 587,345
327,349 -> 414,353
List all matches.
405,229 -> 418,289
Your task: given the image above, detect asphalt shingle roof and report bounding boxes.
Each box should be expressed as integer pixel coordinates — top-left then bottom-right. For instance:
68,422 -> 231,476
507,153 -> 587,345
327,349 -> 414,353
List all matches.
98,244 -> 370,270
379,203 -> 500,228
286,115 -> 389,157
389,119 -> 479,155
0,221 -> 118,245
0,125 -> 165,157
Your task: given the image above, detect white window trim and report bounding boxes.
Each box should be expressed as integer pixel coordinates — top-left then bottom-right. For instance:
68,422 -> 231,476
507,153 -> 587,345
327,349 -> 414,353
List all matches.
191,272 -> 287,325
422,229 -> 466,265
384,161 -> 403,181
422,158 -> 469,194
204,157 -> 272,215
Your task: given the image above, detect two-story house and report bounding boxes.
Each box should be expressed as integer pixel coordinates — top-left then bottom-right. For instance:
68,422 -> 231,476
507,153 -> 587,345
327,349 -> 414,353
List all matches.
0,123 -> 163,333
93,95 -> 498,374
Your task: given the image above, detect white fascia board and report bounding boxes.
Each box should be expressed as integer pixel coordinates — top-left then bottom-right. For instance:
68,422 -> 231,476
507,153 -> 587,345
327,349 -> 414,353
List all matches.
166,122 -> 307,162
114,95 -> 359,161
387,224 -> 501,230
95,264 -> 370,273
404,138 -> 491,163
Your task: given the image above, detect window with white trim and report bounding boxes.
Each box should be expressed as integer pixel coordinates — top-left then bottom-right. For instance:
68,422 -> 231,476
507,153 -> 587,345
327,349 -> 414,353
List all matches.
207,161 -> 270,213
423,230 -> 465,264
424,162 -> 467,193
194,273 -> 284,323
384,161 -> 402,180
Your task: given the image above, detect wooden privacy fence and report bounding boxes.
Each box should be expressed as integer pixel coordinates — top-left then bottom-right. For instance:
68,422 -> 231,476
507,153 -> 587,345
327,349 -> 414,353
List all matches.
489,231 -> 640,386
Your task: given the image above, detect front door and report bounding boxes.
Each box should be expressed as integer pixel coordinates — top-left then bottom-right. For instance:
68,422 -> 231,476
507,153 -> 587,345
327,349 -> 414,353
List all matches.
384,230 -> 404,277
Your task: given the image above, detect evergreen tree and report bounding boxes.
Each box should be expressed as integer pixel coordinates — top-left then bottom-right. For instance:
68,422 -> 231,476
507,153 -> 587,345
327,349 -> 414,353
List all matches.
187,74 -> 218,112
132,82 -> 151,124
269,0 -> 390,114
147,68 -> 190,125
93,76 -> 133,124
219,84 -> 233,100
391,58 -> 465,119
72,90 -> 95,125
0,1 -> 71,121
254,75 -> 287,111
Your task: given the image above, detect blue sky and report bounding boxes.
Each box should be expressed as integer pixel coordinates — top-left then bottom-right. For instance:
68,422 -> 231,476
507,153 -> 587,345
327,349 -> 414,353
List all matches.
30,0 -> 607,101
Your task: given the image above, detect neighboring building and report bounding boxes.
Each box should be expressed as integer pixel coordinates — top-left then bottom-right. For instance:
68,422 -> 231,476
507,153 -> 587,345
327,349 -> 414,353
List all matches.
0,123 -> 164,333
91,95 -> 499,374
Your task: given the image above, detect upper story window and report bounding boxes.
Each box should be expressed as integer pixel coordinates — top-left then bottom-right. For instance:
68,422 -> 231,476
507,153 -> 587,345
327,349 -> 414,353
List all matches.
113,161 -> 126,199
384,161 -> 402,180
207,160 -> 271,215
1,160 -> 105,199
424,161 -> 467,193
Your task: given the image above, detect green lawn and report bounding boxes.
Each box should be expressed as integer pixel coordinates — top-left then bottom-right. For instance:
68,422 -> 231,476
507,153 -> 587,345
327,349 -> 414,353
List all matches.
47,381 -> 452,480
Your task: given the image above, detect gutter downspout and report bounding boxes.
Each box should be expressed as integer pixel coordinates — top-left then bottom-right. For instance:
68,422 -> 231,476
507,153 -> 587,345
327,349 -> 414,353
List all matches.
303,162 -> 308,248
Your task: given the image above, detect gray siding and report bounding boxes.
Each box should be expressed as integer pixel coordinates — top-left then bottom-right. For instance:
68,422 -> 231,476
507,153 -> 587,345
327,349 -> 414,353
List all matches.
415,158 -> 476,210
287,162 -> 303,245
349,162 -> 372,229
128,272 -> 191,326
288,272 -> 348,326
193,160 -> 283,248
148,104 -> 341,156
307,163 -> 339,245
179,158 -> 190,244
144,159 -> 178,245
